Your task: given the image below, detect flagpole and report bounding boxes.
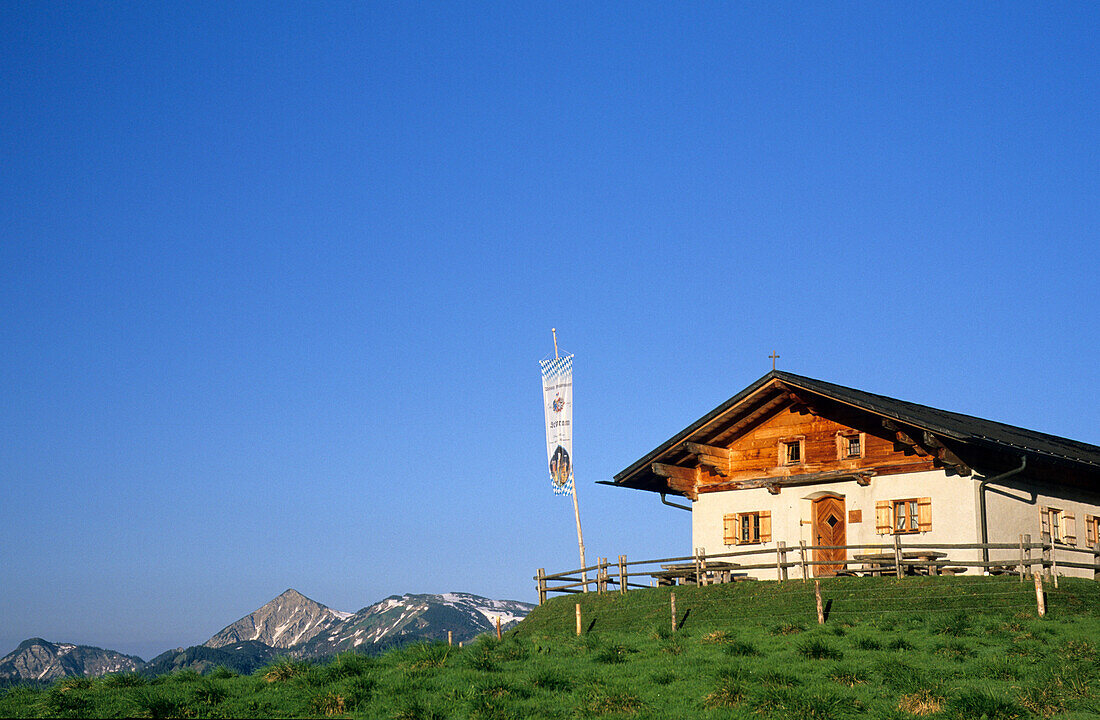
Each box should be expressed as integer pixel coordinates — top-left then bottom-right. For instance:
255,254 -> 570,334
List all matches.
553,329 -> 588,593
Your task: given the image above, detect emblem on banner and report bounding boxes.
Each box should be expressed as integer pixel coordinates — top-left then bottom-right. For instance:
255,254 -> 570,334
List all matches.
550,445 -> 571,490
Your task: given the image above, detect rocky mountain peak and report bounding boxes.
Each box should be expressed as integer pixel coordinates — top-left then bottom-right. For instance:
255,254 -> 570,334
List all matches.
203,589 -> 350,650
0,639 -> 143,681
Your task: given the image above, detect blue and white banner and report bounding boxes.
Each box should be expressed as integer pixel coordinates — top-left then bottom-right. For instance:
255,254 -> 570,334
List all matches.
540,354 -> 574,495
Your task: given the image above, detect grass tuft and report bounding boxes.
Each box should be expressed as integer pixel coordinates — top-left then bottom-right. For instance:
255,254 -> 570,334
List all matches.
593,643 -> 636,664
530,667 -> 572,692
829,666 -> 868,687
798,637 -> 843,660
575,684 -> 642,717
703,670 -> 745,708
852,636 -> 882,650
262,658 -> 311,682
770,622 -> 806,636
1014,682 -> 1066,718
897,688 -> 944,716
722,640 -> 761,657
947,688 -> 1025,719
886,636 -> 914,651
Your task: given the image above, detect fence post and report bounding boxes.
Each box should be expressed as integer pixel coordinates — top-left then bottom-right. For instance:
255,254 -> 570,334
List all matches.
694,547 -> 702,586
575,603 -> 582,636
1018,534 -> 1025,581
777,541 -> 788,582
496,616 -> 502,640
1094,542 -> 1100,581
670,592 -> 677,633
1034,573 -> 1046,617
618,555 -> 627,595
893,533 -> 904,579
1042,540 -> 1052,577
1051,546 -> 1059,588
1024,534 -> 1032,579
536,568 -> 546,605
448,631 -> 453,646
814,580 -> 824,624
799,540 -> 809,581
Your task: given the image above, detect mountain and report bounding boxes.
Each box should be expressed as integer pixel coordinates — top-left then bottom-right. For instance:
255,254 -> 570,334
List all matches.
203,588 -> 351,649
293,592 -> 535,658
144,640 -> 279,676
1,590 -> 535,680
0,638 -> 143,681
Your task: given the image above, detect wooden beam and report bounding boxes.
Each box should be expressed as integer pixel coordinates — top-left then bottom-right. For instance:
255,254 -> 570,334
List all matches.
681,443 -> 730,477
699,469 -> 876,493
651,463 -> 699,499
882,419 -> 930,457
682,442 -> 731,459
652,463 -> 698,481
922,431 -> 972,476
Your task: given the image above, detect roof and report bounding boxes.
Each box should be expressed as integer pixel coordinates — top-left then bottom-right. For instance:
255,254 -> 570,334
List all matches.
612,370 -> 1100,490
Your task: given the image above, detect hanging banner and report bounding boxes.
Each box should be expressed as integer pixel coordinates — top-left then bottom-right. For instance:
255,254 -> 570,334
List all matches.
540,354 -> 574,495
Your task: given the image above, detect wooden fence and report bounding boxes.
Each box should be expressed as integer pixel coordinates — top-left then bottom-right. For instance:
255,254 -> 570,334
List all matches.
534,535 -> 1100,604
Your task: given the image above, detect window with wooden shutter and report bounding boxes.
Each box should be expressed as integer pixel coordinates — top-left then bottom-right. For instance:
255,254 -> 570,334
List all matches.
723,514 -> 737,545
1063,512 -> 1076,545
760,511 -> 772,543
1040,507 -> 1050,537
875,501 -> 892,534
724,511 -> 769,544
1087,516 -> 1099,547
917,497 -> 932,532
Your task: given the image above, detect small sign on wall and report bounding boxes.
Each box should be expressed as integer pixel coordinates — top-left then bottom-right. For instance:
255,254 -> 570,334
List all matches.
849,509 -> 862,524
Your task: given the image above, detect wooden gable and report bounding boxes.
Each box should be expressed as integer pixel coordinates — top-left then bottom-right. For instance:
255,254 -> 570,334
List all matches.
693,405 -> 935,495
611,375 -> 963,499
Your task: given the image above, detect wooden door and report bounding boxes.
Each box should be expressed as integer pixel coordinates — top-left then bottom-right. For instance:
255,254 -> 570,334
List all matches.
813,496 -> 846,576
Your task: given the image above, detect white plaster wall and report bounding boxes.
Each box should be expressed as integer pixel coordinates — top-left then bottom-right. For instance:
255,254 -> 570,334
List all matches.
691,470 -> 983,579
983,477 -> 1100,579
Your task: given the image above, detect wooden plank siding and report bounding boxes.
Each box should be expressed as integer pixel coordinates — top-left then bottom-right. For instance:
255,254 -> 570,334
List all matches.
691,406 -> 935,494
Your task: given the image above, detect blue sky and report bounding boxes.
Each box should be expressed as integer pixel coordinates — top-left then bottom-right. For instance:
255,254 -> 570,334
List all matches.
2,3 -> 1098,660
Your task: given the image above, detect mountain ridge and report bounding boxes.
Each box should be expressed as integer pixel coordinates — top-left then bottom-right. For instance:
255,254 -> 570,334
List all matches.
1,590 -> 534,681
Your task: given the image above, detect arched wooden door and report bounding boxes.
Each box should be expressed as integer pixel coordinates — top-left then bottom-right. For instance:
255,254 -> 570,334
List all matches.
812,495 -> 846,576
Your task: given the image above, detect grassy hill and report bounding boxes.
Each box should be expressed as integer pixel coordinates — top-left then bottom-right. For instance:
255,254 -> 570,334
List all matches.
1,576 -> 1098,718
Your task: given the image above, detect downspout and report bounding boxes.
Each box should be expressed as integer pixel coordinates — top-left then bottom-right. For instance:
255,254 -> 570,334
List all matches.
978,456 -> 1027,565
661,492 -> 692,512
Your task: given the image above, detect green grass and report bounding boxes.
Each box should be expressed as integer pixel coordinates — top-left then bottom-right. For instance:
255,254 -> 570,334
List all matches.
1,576 -> 1098,718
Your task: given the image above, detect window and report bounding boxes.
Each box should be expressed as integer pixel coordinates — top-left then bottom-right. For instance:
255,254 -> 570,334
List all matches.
1040,507 -> 1076,546
781,439 -> 803,465
875,498 -> 931,534
847,435 -> 861,457
723,511 -> 772,545
1086,516 -> 1100,547
837,432 -> 864,459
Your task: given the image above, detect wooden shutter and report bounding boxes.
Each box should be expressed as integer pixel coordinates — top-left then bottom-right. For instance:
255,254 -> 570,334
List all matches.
875,501 -> 892,534
760,511 -> 772,543
1063,512 -> 1076,545
723,514 -> 737,545
1040,507 -> 1050,537
917,497 -> 932,532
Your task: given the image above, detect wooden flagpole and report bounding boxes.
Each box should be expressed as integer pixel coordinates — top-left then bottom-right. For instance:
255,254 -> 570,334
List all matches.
553,328 -> 588,592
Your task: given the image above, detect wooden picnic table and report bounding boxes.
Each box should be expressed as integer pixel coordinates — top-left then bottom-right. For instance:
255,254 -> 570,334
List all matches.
852,551 -> 948,576
650,561 -> 741,586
